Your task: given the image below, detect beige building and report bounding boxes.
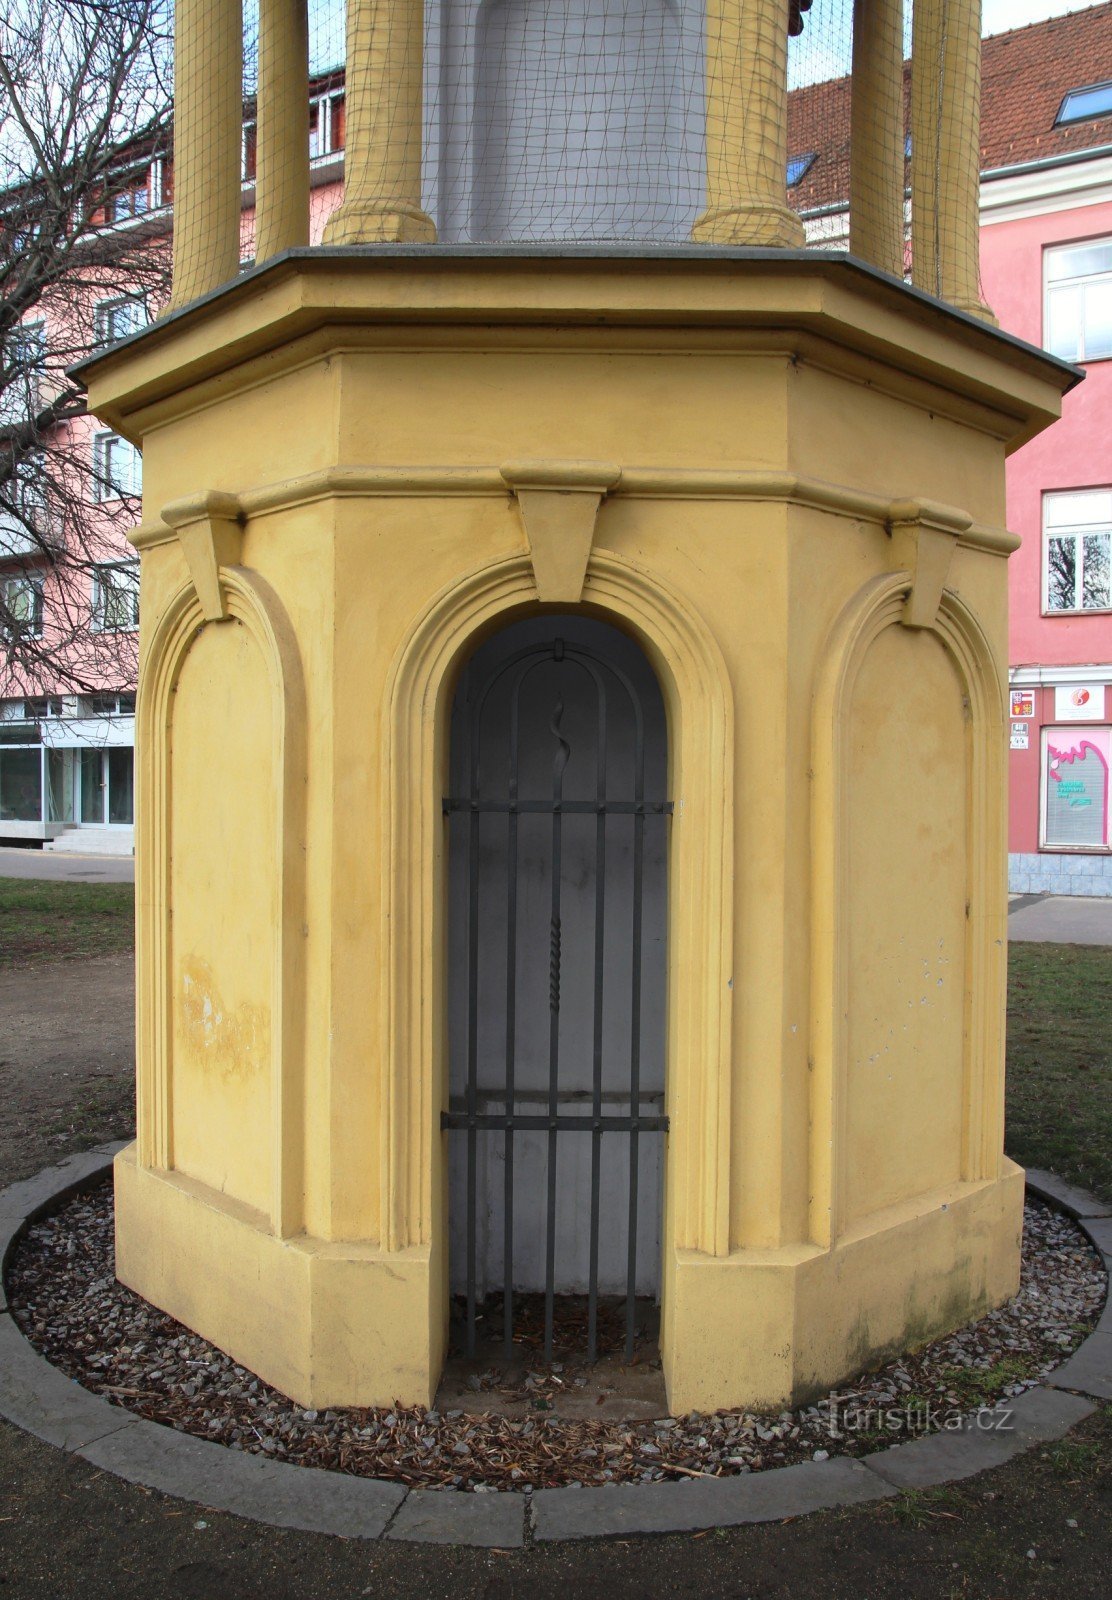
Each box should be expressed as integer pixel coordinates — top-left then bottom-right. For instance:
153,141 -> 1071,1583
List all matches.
83,0 -> 1075,1413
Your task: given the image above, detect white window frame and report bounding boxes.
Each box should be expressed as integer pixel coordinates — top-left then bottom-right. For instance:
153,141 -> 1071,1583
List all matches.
1042,489 -> 1112,616
309,89 -> 344,162
91,561 -> 140,633
1044,236 -> 1112,363
1,573 -> 45,638
91,431 -> 142,502
0,320 -> 46,428
94,295 -> 149,349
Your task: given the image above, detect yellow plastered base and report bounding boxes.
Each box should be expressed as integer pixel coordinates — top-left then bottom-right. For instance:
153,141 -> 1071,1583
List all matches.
114,1145 -> 444,1409
663,1162 -> 1025,1415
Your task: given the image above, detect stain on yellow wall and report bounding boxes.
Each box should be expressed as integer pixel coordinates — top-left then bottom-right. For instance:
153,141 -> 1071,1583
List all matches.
169,619 -> 277,1216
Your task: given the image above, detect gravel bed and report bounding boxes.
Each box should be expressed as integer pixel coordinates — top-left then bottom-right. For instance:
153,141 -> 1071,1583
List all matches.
6,1183 -> 1105,1493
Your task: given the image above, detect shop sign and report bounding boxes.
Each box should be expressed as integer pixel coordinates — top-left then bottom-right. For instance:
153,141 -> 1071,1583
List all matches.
1054,684 -> 1106,722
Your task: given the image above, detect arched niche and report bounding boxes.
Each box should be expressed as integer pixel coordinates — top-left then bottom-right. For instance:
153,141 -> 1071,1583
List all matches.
809,574 -> 1007,1247
134,569 -> 307,1235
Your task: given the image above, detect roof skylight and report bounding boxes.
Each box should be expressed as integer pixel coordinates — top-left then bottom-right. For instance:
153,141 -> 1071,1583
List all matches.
787,152 -> 817,186
1055,80 -> 1112,126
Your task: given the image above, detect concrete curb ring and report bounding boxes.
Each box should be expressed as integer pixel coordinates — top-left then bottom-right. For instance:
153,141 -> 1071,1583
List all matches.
1,1145 -> 1109,1547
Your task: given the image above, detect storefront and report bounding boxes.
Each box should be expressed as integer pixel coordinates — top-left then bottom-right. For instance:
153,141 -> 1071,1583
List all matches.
0,697 -> 135,852
1007,669 -> 1112,895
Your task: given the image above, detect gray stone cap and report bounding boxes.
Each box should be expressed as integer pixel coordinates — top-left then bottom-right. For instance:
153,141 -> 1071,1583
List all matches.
0,1148 -> 1107,1547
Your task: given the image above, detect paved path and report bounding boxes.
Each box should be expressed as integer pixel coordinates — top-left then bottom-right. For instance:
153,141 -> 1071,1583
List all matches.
0,848 -> 134,884
1008,892 -> 1112,945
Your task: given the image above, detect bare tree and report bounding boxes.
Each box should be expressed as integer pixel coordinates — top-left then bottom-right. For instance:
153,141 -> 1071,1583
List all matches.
0,0 -> 174,692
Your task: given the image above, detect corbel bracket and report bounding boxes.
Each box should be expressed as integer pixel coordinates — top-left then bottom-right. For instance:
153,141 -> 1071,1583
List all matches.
161,491 -> 244,622
500,460 -> 622,603
887,499 -> 971,630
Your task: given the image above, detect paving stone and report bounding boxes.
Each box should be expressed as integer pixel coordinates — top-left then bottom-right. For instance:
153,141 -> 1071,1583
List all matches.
531,1458 -> 891,1542
1078,1215 -> 1112,1261
1045,1330 -> 1112,1400
79,1418 -> 406,1538
0,1314 -> 134,1451
0,1144 -> 123,1232
387,1488 -> 525,1547
861,1387 -> 1094,1491
1023,1170 -> 1112,1220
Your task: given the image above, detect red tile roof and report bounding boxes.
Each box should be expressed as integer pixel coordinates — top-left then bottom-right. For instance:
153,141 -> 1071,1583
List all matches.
788,2 -> 1112,215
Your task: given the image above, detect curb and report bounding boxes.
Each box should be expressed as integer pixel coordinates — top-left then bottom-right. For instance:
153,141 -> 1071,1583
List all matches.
0,1150 -> 1107,1546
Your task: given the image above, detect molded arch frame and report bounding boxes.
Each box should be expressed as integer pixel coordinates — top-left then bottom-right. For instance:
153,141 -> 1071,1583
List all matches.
809,572 -> 1007,1249
134,566 -> 307,1236
380,549 -> 736,1272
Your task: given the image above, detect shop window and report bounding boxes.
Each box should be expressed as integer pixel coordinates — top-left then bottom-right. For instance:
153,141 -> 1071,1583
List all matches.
1042,727 -> 1111,850
91,562 -> 140,631
1045,237 -> 1112,362
1044,490 -> 1112,613
0,747 -> 42,821
92,433 -> 142,502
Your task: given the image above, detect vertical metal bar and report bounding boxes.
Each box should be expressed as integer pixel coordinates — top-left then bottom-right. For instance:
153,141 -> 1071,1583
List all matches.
626,702 -> 646,1363
503,674 -> 523,1360
586,668 -> 608,1365
545,652 -> 570,1362
465,672 -> 482,1359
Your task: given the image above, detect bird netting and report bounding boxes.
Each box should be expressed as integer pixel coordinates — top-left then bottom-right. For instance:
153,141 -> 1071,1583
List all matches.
157,1 -> 988,314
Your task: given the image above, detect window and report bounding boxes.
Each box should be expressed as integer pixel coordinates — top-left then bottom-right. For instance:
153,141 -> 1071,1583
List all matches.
0,747 -> 42,822
1,575 -> 44,637
1045,237 -> 1112,362
787,153 -> 816,187
23,697 -> 63,719
94,297 -> 149,349
92,432 -> 142,501
1042,727 -> 1111,850
1044,490 -> 1112,613
1055,80 -> 1112,127
0,321 -> 45,427
91,562 -> 140,632
87,167 -> 151,225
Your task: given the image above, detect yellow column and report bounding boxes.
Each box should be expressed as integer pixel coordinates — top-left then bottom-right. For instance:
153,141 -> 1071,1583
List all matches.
693,0 -> 805,247
169,0 -> 244,310
255,0 -> 310,262
850,0 -> 905,278
323,0 -> 436,244
911,0 -> 995,321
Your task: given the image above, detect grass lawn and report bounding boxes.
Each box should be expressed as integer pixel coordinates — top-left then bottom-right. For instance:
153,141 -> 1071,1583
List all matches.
1006,941 -> 1112,1204
0,878 -> 135,967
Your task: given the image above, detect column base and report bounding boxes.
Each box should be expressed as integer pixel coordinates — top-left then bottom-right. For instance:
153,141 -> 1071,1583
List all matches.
323,200 -> 437,245
692,202 -> 806,248
950,295 -> 999,326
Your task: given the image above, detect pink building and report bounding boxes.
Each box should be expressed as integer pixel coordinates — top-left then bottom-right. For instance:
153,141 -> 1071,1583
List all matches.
977,5 -> 1112,895
791,4 -> 1112,898
0,80 -> 346,855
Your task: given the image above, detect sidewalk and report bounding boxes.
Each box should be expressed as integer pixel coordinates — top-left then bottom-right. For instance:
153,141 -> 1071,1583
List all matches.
0,848 -> 134,884
1008,892 -> 1112,945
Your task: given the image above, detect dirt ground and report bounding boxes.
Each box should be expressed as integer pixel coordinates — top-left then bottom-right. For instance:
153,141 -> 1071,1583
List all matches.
0,955 -> 134,1186
0,956 -> 1109,1599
